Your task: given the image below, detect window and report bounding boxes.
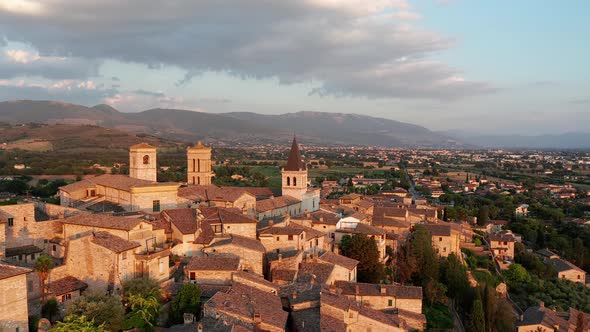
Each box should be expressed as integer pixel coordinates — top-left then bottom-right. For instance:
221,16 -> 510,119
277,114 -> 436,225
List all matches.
7,218 -> 14,227
443,247 -> 447,252
122,252 -> 127,260
143,155 -> 150,164
213,224 -> 222,234
323,226 -> 326,229
293,177 -> 297,186
288,235 -> 294,241
18,255 -> 23,261
153,200 -> 160,212
439,237 -> 442,241
388,299 -> 393,306
23,217 -> 27,221
159,260 -> 164,274
276,237 -> 280,241
197,176 -> 200,185
190,272 -> 196,280
193,159 -> 196,172
52,244 -> 57,252
61,293 -> 71,302
287,177 -> 290,186
192,176 -> 195,184
30,254 -> 35,260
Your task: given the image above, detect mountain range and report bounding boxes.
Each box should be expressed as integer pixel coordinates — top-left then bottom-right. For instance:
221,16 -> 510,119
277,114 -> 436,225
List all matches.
0,100 -> 460,147
1,100 -> 588,148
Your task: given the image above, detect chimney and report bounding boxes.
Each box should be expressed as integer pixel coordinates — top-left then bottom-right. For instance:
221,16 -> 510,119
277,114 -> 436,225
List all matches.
329,284 -> 336,293
306,212 -> 311,219
313,252 -> 318,262
278,253 -> 282,262
305,253 -> 310,263
319,216 -> 324,222
355,284 -> 360,295
380,285 -> 386,295
292,291 -> 297,300
539,301 -> 544,308
197,323 -> 203,332
269,220 -> 274,226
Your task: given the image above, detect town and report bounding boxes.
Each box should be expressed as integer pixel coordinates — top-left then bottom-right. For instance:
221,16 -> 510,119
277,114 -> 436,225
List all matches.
1,138 -> 589,331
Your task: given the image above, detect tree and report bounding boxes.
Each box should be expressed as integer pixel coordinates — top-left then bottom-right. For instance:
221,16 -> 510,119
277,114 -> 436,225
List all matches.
121,278 -> 162,331
469,299 -> 486,332
35,255 -> 54,303
169,283 -> 201,324
494,299 -> 516,332
122,294 -> 160,331
502,263 -> 531,288
395,243 -> 417,285
477,206 -> 490,226
482,285 -> 497,332
410,225 -> 439,282
52,315 -> 108,332
340,234 -> 384,283
424,279 -> 447,305
41,298 -> 59,322
66,291 -> 125,331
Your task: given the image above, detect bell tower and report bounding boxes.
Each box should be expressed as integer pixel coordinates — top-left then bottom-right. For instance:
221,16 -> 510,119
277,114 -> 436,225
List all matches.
187,140 -> 214,185
129,143 -> 157,182
281,137 -> 308,200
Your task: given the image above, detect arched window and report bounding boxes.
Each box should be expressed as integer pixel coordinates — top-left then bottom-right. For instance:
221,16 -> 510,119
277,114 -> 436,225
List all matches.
143,155 -> 150,165
197,176 -> 200,185
293,177 -> 297,186
287,177 -> 290,186
192,176 -> 195,184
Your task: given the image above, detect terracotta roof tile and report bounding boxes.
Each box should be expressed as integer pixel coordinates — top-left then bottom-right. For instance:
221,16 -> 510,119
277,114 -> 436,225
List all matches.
48,276 -> 88,296
319,251 -> 358,270
163,208 -> 198,234
0,263 -> 31,280
186,256 -> 240,271
90,231 -> 140,253
333,281 -> 422,299
256,196 -> 301,213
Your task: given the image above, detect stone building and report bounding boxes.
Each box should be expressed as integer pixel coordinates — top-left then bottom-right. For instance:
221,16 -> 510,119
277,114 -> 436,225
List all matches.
318,251 -> 358,282
186,141 -> 214,185
333,281 -> 423,315
0,263 -> 30,332
129,143 -> 157,182
280,137 -> 320,215
185,255 -> 241,285
178,185 -> 257,215
259,219 -> 328,254
423,223 -> 461,258
489,231 -> 516,261
203,281 -> 288,331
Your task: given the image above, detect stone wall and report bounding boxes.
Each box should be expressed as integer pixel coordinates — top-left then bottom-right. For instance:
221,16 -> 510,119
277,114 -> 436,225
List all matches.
0,273 -> 29,332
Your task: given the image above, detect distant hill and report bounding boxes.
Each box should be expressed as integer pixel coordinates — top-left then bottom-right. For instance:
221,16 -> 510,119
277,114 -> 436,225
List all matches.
0,100 -> 461,147
0,123 -> 180,152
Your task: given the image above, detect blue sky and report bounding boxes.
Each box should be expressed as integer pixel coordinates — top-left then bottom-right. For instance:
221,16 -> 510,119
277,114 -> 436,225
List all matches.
0,0 -> 588,135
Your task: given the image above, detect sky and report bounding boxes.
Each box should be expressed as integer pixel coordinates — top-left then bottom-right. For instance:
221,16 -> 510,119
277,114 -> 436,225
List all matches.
0,0 -> 588,135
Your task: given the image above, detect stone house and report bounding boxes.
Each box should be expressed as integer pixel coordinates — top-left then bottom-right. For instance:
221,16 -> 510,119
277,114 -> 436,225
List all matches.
0,202 -> 61,250
177,185 -> 257,215
164,207 -> 257,257
0,263 -> 30,332
320,290 -> 407,331
47,276 -> 88,304
489,231 -> 516,261
333,281 -> 423,315
318,251 -> 358,282
203,281 -> 288,332
550,257 -> 587,284
423,223 -> 461,258
50,231 -> 168,292
259,220 -> 328,254
185,255 -> 241,285
203,234 -> 265,275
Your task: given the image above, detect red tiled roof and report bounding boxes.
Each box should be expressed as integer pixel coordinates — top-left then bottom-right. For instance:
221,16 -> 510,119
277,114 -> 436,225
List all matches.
285,137 -> 305,171
0,263 -> 30,280
319,251 -> 358,270
163,208 -> 198,234
90,231 -> 140,253
48,276 -> 88,296
256,195 -> 301,213
186,255 -> 240,271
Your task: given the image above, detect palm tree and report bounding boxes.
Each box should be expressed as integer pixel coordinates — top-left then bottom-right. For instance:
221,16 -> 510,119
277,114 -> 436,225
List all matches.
35,254 -> 54,304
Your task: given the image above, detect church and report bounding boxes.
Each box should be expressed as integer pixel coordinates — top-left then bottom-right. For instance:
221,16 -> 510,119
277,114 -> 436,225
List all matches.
59,137 -> 319,218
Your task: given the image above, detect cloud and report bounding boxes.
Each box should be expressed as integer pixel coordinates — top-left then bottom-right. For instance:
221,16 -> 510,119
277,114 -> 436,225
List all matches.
132,89 -> 166,97
0,48 -> 100,79
0,79 -> 117,104
104,90 -> 205,112
0,0 -> 492,100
